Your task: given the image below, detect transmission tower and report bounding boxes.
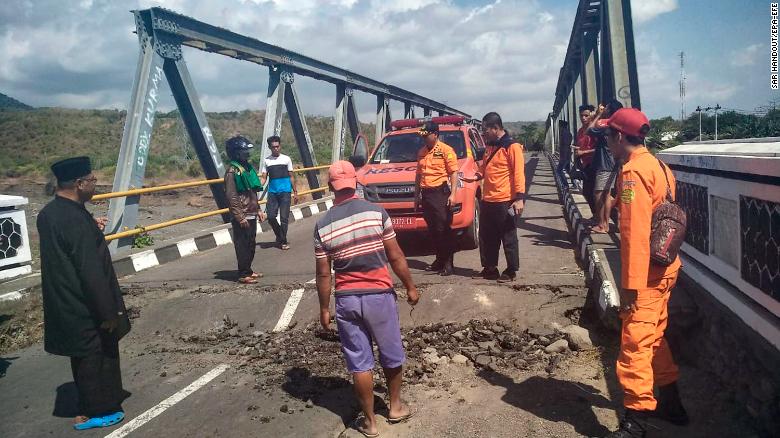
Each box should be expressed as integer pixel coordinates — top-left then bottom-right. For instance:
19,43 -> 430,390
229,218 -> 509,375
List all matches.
679,52 -> 686,122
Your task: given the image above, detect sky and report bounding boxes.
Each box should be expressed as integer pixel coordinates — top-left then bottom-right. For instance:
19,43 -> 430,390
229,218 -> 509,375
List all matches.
0,0 -> 776,121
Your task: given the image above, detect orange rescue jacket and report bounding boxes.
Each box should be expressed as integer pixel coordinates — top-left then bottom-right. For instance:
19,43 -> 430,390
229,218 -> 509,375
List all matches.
480,132 -> 525,203
416,140 -> 458,189
617,147 -> 682,290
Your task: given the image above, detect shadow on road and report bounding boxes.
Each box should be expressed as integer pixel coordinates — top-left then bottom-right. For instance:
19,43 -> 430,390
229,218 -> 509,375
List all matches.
52,382 -> 79,418
212,270 -> 241,282
281,367 -> 387,427
257,241 -> 280,249
0,355 -> 18,378
405,259 -> 478,277
477,369 -> 612,437
518,220 -> 573,250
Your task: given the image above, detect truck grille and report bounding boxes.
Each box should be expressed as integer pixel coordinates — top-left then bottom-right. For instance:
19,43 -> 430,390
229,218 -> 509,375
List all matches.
365,183 -> 416,203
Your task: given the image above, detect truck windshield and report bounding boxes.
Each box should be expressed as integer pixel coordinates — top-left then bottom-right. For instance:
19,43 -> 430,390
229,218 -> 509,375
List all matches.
370,131 -> 466,164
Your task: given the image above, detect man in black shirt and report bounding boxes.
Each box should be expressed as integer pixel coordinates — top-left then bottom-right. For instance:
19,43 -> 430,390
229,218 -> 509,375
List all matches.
37,157 -> 131,431
556,120 -> 573,178
589,100 -> 623,233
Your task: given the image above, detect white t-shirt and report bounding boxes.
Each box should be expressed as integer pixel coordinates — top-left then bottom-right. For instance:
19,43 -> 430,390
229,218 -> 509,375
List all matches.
261,154 -> 294,193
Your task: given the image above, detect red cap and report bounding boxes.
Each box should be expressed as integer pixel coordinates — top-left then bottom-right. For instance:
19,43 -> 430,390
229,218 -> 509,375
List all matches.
604,108 -> 650,137
328,160 -> 357,191
607,108 -> 650,137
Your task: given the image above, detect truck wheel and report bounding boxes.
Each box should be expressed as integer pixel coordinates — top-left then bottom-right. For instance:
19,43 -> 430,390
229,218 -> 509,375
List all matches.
460,198 -> 479,250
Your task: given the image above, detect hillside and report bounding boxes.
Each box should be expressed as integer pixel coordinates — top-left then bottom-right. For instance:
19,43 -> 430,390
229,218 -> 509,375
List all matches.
0,93 -> 33,111
0,108 -> 544,182
0,108 -> 378,182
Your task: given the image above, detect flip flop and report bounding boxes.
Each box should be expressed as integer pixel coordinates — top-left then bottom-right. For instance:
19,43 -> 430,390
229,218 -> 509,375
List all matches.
387,410 -> 415,424
250,272 -> 263,278
238,276 -> 258,284
73,411 -> 125,430
350,417 -> 379,438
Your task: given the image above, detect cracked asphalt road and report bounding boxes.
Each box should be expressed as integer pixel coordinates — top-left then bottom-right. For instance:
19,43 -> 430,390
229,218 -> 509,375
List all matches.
0,155 -> 757,437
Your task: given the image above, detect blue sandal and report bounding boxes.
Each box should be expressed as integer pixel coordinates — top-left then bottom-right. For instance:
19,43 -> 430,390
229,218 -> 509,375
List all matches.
73,411 -> 125,430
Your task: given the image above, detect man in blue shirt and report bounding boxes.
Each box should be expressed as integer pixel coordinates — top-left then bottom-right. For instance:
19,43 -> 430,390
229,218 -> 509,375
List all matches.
261,136 -> 298,250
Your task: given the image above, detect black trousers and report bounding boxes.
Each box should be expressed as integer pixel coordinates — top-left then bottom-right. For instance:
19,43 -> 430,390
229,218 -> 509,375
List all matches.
70,335 -> 130,417
266,192 -> 291,245
479,200 -> 519,273
421,185 -> 455,264
231,218 -> 257,277
582,165 -> 596,209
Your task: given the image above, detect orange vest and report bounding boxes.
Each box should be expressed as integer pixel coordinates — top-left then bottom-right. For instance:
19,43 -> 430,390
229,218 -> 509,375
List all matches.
480,133 -> 525,203
416,140 -> 458,189
617,147 -> 682,290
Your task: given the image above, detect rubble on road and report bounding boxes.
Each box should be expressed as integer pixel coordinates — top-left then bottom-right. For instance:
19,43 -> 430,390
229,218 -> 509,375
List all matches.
157,316 -> 582,390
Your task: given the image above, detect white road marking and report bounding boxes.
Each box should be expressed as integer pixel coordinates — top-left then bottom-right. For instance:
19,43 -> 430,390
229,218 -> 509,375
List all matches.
104,364 -> 230,438
273,288 -> 305,332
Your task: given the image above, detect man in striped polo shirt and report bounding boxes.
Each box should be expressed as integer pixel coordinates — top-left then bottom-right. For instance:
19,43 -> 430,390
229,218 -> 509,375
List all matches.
314,160 -> 419,437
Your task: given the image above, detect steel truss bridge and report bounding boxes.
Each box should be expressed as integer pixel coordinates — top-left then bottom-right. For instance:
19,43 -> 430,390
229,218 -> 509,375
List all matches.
106,7 -> 471,252
543,0 -> 640,153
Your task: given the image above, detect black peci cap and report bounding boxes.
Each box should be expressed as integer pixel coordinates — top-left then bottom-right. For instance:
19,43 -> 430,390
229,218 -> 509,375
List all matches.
51,156 -> 91,182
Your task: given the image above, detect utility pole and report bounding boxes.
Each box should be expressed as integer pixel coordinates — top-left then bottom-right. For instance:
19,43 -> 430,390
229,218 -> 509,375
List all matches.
679,52 -> 686,122
695,106 -> 702,141
714,103 -> 721,140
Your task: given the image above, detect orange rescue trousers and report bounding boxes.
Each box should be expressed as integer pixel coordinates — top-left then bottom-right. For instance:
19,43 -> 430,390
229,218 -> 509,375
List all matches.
616,274 -> 680,411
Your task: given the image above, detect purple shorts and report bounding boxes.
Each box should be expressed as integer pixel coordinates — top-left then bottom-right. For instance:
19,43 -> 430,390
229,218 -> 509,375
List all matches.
335,291 -> 405,373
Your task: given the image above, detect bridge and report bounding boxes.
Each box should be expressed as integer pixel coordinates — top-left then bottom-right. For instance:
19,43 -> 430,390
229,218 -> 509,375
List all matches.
1,2 -> 778,437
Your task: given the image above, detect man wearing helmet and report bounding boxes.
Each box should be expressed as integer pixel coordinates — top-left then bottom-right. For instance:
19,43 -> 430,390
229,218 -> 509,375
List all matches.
224,135 -> 266,284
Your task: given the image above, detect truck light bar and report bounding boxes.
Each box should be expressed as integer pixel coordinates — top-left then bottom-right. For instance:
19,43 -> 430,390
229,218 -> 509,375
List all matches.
390,115 -> 466,130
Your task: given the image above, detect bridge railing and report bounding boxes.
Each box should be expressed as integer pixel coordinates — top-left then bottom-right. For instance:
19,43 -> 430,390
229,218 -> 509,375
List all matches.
98,164 -> 331,242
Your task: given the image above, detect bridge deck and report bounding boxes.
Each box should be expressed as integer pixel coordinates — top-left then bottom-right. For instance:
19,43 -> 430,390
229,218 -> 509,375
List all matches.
0,154 -> 755,437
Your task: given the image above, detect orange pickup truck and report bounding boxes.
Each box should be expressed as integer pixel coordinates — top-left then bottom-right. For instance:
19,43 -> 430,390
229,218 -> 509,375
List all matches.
351,116 -> 486,250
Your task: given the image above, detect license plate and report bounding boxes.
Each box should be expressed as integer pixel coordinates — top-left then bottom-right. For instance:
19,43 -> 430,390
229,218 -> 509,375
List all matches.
391,217 -> 414,226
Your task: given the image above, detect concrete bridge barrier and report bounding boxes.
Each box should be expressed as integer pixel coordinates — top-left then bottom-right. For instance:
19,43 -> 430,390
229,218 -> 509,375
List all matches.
550,140 -> 780,435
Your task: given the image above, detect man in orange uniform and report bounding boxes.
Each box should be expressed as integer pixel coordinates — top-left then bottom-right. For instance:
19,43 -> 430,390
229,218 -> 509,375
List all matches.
415,121 -> 459,276
470,112 -> 525,282
603,108 -> 688,438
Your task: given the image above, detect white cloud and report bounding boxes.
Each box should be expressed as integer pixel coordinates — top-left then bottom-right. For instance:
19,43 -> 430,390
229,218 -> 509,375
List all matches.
0,0 -> 574,121
460,0 -> 502,25
730,43 -> 762,67
630,0 -> 678,24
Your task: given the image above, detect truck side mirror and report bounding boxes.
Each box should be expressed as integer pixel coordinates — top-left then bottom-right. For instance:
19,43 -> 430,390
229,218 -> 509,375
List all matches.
349,155 -> 367,168
351,134 -> 369,169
